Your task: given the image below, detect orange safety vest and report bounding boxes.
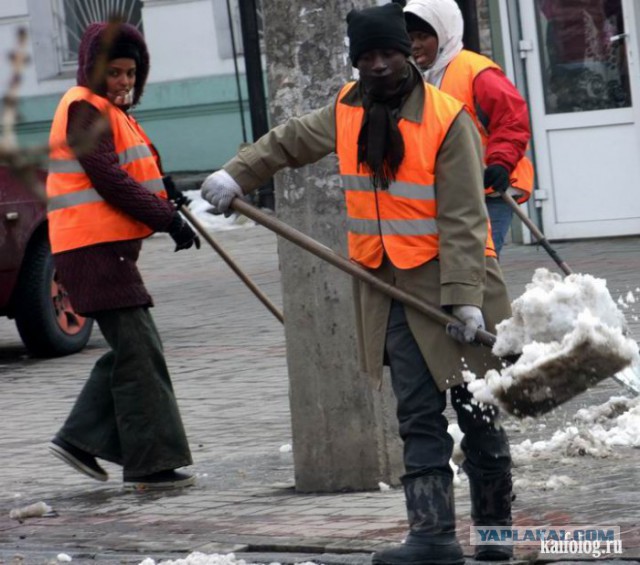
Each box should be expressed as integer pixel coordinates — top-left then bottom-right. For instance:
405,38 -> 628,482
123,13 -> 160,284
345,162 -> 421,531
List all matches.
336,82 -> 497,269
441,50 -> 534,203
46,86 -> 167,254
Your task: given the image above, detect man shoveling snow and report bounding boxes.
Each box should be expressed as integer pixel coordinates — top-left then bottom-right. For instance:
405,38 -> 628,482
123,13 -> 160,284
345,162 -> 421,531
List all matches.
468,268 -> 640,417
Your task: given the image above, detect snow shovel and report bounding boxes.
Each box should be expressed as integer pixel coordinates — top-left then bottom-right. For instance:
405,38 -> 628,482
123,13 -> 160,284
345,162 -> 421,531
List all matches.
500,191 -> 640,396
231,198 -> 635,417
178,205 -> 284,324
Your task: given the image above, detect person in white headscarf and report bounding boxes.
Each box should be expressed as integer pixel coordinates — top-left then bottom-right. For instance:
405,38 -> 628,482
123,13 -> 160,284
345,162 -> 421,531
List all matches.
404,0 -> 534,256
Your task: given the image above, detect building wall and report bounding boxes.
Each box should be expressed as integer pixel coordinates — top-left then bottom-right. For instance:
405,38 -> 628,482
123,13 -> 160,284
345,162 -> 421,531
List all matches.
0,0 -> 251,172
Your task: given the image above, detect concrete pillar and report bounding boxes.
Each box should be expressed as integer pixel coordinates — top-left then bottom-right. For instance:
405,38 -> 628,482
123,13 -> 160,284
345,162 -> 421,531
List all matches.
263,0 -> 404,492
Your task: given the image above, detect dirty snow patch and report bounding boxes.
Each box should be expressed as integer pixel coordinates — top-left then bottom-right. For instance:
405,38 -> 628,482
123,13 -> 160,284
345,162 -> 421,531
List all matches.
510,395 -> 640,463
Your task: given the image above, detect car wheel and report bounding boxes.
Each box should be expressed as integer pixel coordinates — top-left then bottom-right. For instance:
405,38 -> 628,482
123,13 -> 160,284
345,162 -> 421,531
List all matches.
13,234 -> 93,357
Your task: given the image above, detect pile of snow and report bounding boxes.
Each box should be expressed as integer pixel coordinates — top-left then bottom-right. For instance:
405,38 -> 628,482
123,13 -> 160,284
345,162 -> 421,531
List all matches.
573,395 -> 640,448
513,475 -> 576,492
467,269 -> 639,412
510,395 -> 640,463
494,268 -> 627,355
139,553 -> 318,565
511,424 -> 612,461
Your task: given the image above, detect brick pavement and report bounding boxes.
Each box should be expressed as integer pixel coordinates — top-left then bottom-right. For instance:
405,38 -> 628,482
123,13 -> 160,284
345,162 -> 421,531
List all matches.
0,224 -> 639,564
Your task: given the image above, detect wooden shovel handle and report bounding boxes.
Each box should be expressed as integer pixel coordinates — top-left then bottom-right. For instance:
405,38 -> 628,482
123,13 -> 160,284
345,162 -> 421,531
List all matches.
232,198 -> 497,349
179,205 -> 284,324
500,192 -> 573,276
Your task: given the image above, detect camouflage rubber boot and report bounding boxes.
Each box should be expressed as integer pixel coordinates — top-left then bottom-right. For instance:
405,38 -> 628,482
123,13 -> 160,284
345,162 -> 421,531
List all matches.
469,472 -> 514,561
373,473 -> 464,565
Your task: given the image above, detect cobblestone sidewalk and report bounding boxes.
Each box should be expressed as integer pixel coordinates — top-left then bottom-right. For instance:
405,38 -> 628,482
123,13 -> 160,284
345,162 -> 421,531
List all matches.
1,226 -> 639,564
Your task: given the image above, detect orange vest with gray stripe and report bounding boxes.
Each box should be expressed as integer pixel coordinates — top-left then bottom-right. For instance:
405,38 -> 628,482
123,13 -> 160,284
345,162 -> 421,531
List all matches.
441,50 -> 534,202
336,81 -> 497,269
46,86 -> 167,254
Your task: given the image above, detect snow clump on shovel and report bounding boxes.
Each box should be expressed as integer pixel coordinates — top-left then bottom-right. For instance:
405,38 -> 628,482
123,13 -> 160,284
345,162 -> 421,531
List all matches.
468,268 -> 640,417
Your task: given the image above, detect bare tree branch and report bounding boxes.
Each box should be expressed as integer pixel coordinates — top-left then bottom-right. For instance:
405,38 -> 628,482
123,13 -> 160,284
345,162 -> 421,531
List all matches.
0,23 -> 121,198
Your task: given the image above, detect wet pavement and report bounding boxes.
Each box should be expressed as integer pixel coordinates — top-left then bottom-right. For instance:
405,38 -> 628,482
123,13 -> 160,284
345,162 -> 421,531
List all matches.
1,222 -> 639,565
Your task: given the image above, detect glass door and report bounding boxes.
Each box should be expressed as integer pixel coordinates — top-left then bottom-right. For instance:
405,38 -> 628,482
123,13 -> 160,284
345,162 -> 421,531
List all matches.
536,0 -> 631,114
519,0 -> 640,239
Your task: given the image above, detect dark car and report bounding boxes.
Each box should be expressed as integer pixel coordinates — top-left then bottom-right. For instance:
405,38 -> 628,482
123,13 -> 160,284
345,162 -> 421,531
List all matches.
0,166 -> 93,357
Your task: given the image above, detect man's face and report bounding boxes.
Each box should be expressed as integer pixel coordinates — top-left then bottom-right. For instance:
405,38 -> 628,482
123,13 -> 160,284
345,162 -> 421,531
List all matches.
357,49 -> 408,97
409,30 -> 439,71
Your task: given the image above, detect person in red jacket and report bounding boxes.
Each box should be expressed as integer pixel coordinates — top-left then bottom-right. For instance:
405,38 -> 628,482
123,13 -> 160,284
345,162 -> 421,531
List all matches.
404,0 -> 534,256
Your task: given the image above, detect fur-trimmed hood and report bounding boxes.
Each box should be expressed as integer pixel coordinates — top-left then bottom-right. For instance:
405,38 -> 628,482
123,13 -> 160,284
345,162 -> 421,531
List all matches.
76,22 -> 150,106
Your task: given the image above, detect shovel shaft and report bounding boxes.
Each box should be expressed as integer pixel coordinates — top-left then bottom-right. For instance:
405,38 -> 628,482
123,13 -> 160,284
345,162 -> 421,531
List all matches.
500,192 -> 573,276
232,198 -> 497,348
179,205 -> 284,324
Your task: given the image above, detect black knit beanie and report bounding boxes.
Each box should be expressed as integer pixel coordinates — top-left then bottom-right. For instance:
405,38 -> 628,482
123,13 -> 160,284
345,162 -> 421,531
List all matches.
405,12 -> 438,37
347,3 -> 412,67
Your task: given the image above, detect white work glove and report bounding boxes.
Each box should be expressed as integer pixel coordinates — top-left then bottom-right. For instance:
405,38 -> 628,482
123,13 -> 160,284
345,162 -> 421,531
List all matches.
200,169 -> 243,217
446,305 -> 485,344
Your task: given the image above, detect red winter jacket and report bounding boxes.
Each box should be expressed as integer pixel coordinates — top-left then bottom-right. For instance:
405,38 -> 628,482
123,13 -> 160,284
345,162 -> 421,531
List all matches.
473,67 -> 531,174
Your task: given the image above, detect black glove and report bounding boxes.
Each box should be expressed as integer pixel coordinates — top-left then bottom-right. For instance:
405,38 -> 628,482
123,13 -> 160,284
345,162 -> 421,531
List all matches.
168,213 -> 200,252
483,164 -> 510,194
163,175 -> 191,208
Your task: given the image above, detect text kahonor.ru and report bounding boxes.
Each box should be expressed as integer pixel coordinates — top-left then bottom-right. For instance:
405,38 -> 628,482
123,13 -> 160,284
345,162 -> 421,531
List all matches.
470,526 -> 623,558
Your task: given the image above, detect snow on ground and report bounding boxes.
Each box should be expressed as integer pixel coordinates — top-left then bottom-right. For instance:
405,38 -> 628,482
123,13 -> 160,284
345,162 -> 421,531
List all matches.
181,190 -> 257,232
513,474 -> 576,493
139,553 -> 318,565
466,268 -> 640,410
509,395 -> 640,464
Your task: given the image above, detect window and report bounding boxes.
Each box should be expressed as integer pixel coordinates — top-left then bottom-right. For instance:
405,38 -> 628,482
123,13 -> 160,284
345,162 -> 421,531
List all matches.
53,0 -> 143,68
27,0 -> 144,79
535,0 -> 631,113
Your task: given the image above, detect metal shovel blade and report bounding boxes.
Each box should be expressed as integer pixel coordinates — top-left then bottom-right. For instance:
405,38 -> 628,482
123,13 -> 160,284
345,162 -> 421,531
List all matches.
495,338 -> 634,417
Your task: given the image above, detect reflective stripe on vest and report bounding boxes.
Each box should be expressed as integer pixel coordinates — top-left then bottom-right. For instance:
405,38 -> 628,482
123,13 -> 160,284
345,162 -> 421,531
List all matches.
336,82 -> 497,269
46,86 -> 166,253
441,50 -> 534,202
47,178 -> 165,212
48,144 -> 154,174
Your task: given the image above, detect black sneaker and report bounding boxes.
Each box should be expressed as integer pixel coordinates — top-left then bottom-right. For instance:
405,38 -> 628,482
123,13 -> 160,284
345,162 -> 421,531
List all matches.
49,436 -> 108,482
123,470 -> 195,491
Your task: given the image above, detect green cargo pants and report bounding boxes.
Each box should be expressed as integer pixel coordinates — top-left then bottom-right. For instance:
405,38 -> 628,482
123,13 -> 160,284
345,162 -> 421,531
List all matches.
57,307 -> 192,479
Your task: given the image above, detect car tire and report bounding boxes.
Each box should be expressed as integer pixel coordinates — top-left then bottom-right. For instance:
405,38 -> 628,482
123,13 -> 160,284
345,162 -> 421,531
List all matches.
13,234 -> 93,357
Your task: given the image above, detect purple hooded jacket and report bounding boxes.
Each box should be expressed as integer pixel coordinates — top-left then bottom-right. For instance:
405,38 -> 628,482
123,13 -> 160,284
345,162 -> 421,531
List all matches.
52,22 -> 176,316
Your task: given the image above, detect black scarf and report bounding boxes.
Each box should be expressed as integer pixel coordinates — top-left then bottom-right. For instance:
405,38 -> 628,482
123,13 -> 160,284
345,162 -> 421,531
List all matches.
357,68 -> 418,189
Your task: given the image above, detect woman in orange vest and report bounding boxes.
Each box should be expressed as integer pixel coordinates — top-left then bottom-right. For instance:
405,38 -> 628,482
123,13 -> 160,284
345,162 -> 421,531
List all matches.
46,22 -> 199,490
404,0 -> 534,256
200,4 -> 512,565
